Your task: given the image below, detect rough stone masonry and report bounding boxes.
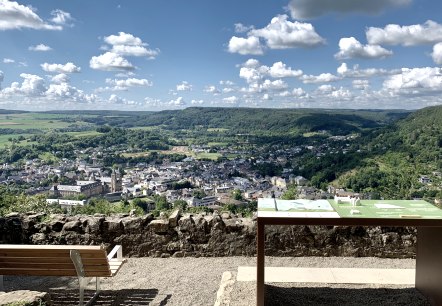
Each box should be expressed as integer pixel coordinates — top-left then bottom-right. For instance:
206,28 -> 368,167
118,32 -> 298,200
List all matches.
0,210 -> 416,258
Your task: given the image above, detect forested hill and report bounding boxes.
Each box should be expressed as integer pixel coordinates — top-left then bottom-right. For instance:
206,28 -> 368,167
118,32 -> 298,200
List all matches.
337,105 -> 442,199
76,107 -> 410,136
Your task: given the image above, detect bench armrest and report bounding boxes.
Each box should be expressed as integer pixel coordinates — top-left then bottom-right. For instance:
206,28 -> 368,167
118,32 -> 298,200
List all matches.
107,245 -> 123,261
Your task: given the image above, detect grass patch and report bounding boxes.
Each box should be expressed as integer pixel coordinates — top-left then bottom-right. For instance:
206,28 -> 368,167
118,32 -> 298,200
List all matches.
67,131 -> 101,137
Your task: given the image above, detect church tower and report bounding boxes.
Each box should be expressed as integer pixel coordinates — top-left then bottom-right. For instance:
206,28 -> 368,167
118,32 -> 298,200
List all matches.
111,168 -> 122,192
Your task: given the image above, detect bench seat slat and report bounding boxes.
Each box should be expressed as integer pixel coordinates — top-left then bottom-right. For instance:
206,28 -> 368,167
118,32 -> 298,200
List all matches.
0,251 -> 107,258
0,257 -> 109,264
0,245 -> 124,278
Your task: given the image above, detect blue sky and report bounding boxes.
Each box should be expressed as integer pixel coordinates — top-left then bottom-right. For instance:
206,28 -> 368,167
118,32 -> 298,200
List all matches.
1,0 -> 442,111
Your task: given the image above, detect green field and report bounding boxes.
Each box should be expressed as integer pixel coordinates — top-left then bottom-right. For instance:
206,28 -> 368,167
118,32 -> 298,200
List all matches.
0,113 -> 92,130
67,131 -> 101,137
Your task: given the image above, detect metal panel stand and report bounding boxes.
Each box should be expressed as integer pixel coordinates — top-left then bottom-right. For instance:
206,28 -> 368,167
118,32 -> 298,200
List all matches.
416,227 -> 442,306
70,250 -> 101,306
257,221 -> 265,306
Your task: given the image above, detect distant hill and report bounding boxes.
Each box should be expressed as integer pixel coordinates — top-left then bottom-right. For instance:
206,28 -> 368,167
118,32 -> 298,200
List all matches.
0,109 -> 28,114
336,105 -> 442,199
49,107 -> 409,136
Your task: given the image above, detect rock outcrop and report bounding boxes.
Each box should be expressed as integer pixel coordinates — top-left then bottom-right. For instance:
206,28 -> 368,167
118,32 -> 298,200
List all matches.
0,211 -> 416,258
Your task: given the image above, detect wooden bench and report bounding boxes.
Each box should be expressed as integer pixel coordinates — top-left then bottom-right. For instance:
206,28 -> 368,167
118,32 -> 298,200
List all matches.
0,244 -> 126,306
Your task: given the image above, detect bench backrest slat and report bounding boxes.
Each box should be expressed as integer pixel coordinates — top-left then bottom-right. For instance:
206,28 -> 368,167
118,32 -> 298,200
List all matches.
0,245 -> 112,277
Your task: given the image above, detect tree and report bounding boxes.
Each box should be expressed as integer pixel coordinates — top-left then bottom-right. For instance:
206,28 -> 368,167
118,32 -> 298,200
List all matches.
192,189 -> 206,199
232,189 -> 243,201
154,195 -> 170,210
173,199 -> 188,211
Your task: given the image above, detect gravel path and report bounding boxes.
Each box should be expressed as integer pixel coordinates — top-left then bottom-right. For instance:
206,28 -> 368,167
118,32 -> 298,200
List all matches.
4,256 -> 428,306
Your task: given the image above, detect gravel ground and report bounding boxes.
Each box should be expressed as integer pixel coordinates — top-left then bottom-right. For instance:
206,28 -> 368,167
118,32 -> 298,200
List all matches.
3,256 -> 429,306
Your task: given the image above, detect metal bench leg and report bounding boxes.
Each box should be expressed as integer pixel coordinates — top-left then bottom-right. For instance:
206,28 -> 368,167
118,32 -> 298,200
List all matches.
0,275 -> 4,291
71,250 -> 101,306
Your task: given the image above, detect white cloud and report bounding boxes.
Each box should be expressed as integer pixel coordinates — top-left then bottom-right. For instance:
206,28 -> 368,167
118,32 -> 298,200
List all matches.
111,45 -> 159,58
204,85 -> 220,94
383,67 -> 442,91
104,32 -> 143,46
29,44 -> 52,51
51,73 -> 69,84
0,0 -> 62,30
41,62 -> 80,73
269,61 -> 303,78
46,83 -> 85,101
3,58 -> 14,63
223,96 -> 238,104
2,73 -> 46,96
261,79 -> 288,91
0,70 -> 3,89
103,32 -> 159,59
262,93 -> 272,100
50,9 -> 74,26
234,23 -> 254,33
169,96 -> 186,106
330,87 -> 353,99
89,52 -> 135,71
337,62 -> 397,78
228,36 -> 264,55
249,14 -> 325,49
353,79 -> 370,90
432,43 -> 442,65
367,20 -> 442,46
106,77 -> 152,89
292,87 -> 307,97
176,81 -> 192,91
220,80 -> 234,86
335,37 -> 393,60
191,99 -> 204,105
301,73 -> 340,83
317,84 -> 334,92
223,87 -> 235,93
288,0 -> 411,19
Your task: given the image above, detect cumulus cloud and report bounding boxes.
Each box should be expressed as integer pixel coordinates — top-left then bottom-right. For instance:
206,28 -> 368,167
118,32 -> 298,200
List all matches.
335,37 -> 393,60
191,99 -> 204,105
51,73 -> 69,84
301,73 -> 340,83
353,79 -> 370,90
228,36 -> 264,55
3,58 -> 14,63
223,96 -> 238,104
176,81 -> 192,91
261,79 -> 288,91
0,70 -> 3,89
204,85 -> 220,94
336,62 -> 397,78
249,14 -> 325,49
2,73 -> 46,96
169,96 -> 186,106
432,43 -> 442,65
89,52 -> 134,71
220,80 -> 234,86
269,61 -> 303,78
50,9 -> 74,26
288,0 -> 411,19
383,67 -> 442,91
0,0 -> 62,30
106,77 -> 152,89
29,44 -> 52,51
239,59 -> 302,83
103,32 -> 159,59
367,20 -> 442,46
234,23 -> 254,33
41,62 -> 81,73
330,87 -> 353,99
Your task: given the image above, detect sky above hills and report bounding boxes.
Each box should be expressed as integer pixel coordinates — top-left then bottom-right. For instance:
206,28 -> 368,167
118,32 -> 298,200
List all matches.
1,0 -> 442,111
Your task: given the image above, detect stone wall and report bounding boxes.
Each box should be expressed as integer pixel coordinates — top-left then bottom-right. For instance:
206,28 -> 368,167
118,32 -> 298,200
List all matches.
0,211 -> 416,258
